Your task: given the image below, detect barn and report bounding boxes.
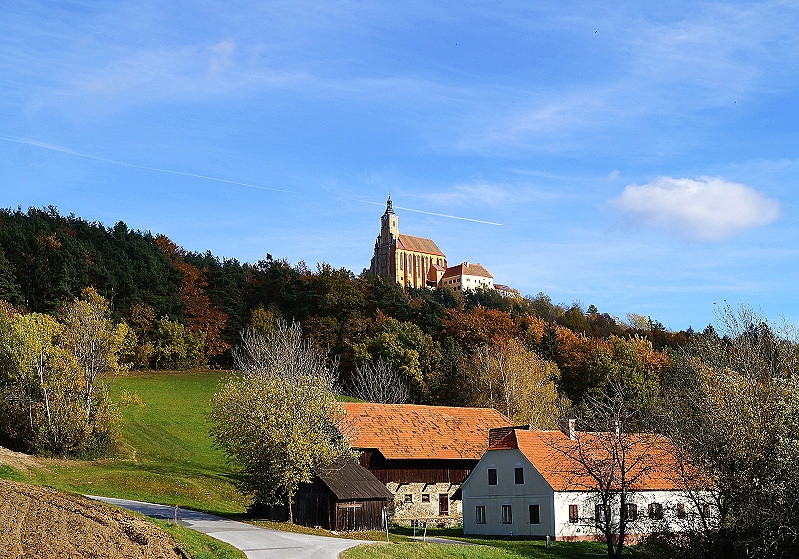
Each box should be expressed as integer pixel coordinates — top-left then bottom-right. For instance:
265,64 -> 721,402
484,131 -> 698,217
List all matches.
292,461 -> 394,531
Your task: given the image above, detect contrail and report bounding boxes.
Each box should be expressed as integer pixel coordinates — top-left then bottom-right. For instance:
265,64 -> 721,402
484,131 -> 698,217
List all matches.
361,200 -> 502,226
0,136 -> 294,194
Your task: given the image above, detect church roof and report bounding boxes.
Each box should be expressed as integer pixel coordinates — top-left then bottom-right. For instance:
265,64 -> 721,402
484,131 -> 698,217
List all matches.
397,234 -> 445,257
441,262 -> 493,279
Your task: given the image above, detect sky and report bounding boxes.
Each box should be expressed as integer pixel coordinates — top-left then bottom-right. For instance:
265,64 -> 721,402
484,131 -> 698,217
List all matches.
1,1 -> 798,331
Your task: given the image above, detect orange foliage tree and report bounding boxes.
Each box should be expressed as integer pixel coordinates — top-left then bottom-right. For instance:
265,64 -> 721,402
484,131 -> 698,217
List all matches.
154,235 -> 229,359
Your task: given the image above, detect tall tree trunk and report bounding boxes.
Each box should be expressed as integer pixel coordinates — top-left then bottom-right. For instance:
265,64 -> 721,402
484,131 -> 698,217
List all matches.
287,493 -> 294,524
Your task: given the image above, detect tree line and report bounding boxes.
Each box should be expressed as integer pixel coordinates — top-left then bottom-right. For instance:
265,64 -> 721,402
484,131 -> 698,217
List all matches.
0,207 -> 690,405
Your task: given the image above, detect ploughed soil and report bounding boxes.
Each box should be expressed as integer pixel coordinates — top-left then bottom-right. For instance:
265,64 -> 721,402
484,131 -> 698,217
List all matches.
0,478 -> 188,559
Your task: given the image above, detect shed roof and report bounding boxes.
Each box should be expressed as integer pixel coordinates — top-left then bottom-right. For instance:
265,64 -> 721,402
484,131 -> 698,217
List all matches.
341,403 -> 511,460
494,429 -> 686,492
316,461 -> 394,500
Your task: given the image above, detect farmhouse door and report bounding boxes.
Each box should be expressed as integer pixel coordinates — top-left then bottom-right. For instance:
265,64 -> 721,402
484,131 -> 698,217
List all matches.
438,494 -> 449,516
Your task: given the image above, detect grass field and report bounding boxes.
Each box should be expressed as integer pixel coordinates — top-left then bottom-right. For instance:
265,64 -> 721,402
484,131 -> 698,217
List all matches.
341,538 -> 615,559
0,370 -> 248,515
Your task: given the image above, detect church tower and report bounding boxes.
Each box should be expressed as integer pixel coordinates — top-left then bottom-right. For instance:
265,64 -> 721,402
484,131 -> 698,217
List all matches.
380,194 -> 399,244
370,195 -> 397,279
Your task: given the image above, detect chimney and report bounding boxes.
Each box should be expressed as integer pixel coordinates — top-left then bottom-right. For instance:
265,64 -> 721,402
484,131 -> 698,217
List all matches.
559,418 -> 577,440
488,426 -> 516,447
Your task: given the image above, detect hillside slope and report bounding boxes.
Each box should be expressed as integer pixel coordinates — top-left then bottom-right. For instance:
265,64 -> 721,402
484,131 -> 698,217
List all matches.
0,479 -> 187,559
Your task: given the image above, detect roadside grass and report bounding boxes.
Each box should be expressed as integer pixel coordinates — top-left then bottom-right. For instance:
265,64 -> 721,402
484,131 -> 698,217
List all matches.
342,538 -> 616,559
151,518 -> 246,559
0,370 -> 248,515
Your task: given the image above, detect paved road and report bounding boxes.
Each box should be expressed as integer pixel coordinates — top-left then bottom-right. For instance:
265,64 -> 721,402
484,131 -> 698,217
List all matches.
87,496 -> 367,559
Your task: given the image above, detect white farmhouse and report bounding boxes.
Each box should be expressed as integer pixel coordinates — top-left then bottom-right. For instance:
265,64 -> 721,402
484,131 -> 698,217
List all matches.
456,425 -> 714,541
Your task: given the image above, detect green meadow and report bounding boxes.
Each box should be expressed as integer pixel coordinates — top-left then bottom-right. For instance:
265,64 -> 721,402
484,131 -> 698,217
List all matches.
2,370 -> 247,515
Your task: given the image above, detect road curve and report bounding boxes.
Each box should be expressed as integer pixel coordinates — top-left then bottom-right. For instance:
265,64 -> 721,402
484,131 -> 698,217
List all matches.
87,496 -> 368,559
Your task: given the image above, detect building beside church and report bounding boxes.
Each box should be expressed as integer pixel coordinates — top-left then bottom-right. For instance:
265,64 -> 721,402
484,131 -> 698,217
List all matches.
369,196 -> 448,288
440,262 -> 493,292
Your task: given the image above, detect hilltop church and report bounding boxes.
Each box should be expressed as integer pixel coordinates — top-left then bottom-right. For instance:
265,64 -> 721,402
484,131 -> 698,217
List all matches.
369,196 -> 448,288
369,196 -> 508,294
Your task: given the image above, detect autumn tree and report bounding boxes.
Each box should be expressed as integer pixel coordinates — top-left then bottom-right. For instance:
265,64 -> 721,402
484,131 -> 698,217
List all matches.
471,338 -> 567,428
59,288 -> 129,424
661,304 -> 799,559
155,235 -> 229,360
551,383 -> 673,559
352,315 -> 441,402
347,358 -> 409,404
209,321 -> 352,521
0,295 -> 121,456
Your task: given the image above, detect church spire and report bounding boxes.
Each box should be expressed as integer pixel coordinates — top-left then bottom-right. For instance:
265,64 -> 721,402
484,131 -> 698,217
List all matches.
385,193 -> 395,215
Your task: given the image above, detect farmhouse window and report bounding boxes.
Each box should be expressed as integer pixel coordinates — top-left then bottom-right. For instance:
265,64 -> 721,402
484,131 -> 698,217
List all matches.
529,504 -> 540,524
622,503 -> 638,521
404,494 -> 413,503
702,504 -> 711,518
568,504 -> 579,523
595,504 -> 611,526
488,468 -> 497,485
677,503 -> 686,518
501,504 -> 513,524
475,505 -> 486,524
514,467 -> 524,484
648,502 -> 663,520
421,494 -> 430,503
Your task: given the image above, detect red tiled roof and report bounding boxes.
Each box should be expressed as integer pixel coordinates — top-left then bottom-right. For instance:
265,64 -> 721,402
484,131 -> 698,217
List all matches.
494,429 -> 686,492
397,234 -> 445,256
441,262 -> 493,280
341,403 -> 512,460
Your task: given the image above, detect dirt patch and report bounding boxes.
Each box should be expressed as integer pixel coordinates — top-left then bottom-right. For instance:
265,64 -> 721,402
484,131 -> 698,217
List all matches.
0,446 -> 45,475
0,479 -> 188,559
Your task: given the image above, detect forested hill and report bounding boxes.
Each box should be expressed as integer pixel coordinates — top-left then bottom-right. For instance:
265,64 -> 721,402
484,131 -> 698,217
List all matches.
0,206 -> 692,406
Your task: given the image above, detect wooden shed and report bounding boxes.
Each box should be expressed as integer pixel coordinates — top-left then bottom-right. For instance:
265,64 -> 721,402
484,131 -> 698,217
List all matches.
292,461 -> 394,531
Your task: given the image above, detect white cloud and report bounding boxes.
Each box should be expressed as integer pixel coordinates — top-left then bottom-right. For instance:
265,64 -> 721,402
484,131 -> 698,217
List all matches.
612,176 -> 780,240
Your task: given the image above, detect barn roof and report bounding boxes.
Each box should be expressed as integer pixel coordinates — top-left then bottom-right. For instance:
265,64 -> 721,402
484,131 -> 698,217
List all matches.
341,403 -> 512,460
316,461 -> 394,500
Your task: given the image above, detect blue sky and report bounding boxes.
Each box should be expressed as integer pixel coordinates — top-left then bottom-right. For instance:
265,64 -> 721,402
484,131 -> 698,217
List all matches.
2,1 -> 798,331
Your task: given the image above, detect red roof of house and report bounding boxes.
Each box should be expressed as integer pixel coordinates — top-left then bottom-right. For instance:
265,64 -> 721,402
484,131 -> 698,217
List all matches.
341,403 -> 511,460
493,429 -> 685,492
441,262 -> 493,280
396,234 -> 445,256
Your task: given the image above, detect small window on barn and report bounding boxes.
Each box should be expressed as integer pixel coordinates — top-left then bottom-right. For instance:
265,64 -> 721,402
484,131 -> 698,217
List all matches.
677,503 -> 686,518
404,494 -> 413,503
529,504 -> 540,524
648,502 -> 663,520
568,504 -> 579,523
421,494 -> 430,503
501,504 -> 512,524
514,467 -> 524,484
475,505 -> 486,524
488,468 -> 497,485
